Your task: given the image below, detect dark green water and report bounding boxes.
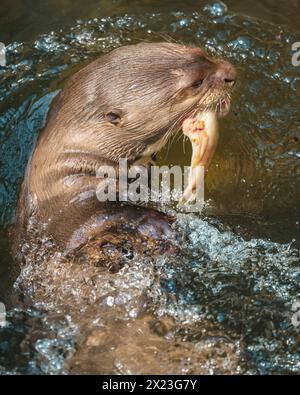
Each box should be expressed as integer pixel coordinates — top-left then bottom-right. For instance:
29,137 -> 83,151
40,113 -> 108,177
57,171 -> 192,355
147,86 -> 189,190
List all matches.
0,0 -> 299,374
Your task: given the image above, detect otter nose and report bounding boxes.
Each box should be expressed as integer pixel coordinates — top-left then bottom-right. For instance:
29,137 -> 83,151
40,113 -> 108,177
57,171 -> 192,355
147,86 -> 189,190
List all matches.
214,61 -> 236,87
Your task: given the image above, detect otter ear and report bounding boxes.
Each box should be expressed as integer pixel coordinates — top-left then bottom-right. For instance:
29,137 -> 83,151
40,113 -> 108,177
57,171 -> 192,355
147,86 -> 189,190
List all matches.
105,109 -> 123,126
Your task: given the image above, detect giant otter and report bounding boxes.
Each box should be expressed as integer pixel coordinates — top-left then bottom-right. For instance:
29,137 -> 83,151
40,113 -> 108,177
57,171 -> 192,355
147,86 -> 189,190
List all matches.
13,43 -> 236,268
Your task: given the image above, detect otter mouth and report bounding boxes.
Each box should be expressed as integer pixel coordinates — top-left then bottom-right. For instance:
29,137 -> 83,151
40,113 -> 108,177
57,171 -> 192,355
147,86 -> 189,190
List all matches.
182,95 -> 231,122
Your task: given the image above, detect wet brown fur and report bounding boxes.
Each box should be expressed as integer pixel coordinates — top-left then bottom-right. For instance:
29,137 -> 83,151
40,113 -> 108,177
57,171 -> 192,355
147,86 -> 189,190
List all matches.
13,43 -> 236,266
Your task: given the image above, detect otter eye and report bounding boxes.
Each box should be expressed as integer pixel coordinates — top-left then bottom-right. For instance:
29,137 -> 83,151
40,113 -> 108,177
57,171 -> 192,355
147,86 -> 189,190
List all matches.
105,111 -> 122,125
191,79 -> 204,89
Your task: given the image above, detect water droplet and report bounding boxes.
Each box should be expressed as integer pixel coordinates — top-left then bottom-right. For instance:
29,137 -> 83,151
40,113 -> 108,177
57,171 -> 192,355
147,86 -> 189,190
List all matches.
203,1 -> 228,17
106,296 -> 114,306
129,308 -> 138,318
217,313 -> 225,322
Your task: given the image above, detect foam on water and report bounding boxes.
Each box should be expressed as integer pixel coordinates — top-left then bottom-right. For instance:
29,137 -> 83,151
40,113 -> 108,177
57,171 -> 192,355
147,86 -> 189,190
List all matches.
2,213 -> 297,374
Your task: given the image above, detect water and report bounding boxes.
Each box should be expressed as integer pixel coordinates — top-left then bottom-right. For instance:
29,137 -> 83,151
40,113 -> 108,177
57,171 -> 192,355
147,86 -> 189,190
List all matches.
0,0 -> 299,374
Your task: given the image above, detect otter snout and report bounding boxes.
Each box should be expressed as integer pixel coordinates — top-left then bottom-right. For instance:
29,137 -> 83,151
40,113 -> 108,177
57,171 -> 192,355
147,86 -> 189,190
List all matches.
210,61 -> 237,87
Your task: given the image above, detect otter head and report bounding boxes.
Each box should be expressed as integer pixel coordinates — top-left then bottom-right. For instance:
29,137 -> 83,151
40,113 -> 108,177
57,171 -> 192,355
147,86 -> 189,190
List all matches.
55,42 -> 236,164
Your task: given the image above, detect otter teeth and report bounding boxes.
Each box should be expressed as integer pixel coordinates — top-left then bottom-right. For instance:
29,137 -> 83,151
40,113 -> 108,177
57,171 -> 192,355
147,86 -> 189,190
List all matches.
217,97 -> 231,118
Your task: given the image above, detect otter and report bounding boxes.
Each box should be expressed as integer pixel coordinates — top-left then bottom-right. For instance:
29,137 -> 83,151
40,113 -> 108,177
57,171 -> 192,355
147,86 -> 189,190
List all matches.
13,42 -> 236,268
